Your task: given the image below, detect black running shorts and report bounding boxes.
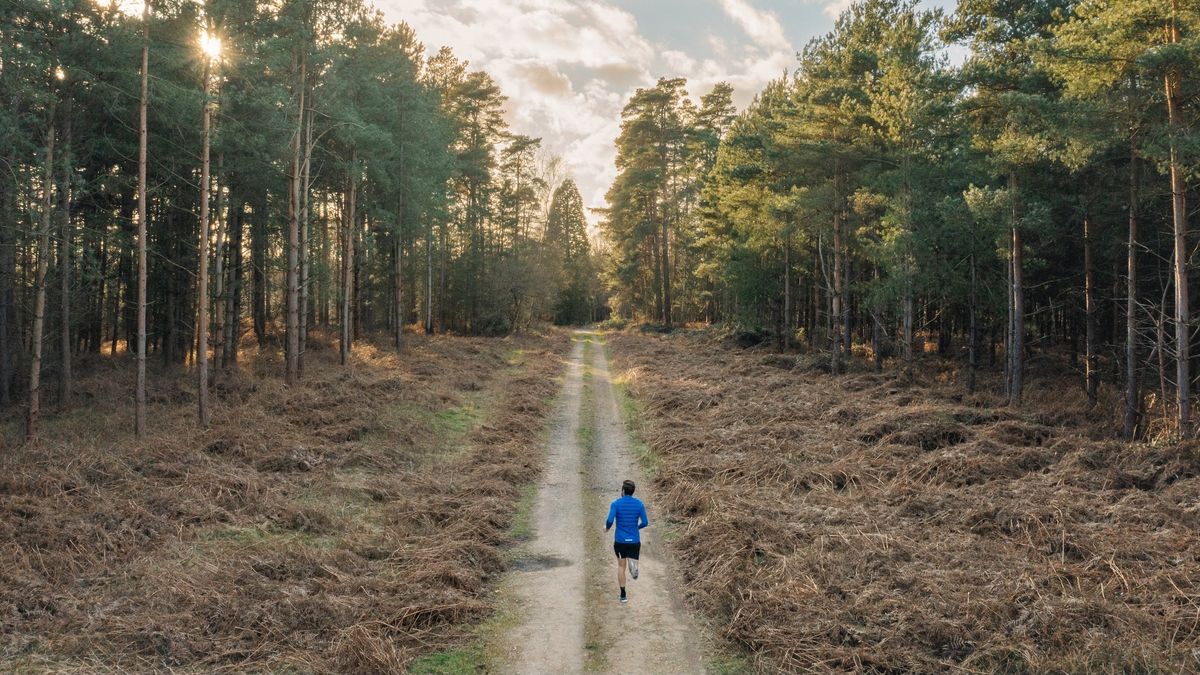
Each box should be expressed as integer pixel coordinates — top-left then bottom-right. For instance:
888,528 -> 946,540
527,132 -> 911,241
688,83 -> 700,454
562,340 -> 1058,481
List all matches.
613,542 -> 641,560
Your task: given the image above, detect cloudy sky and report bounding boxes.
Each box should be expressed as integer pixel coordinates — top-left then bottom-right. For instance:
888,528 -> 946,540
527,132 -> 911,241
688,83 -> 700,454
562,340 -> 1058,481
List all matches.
374,0 -> 956,223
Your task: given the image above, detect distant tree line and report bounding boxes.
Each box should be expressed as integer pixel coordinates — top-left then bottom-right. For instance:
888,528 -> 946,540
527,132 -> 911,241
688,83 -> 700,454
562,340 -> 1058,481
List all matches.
1,0 -> 600,438
602,0 -> 1200,439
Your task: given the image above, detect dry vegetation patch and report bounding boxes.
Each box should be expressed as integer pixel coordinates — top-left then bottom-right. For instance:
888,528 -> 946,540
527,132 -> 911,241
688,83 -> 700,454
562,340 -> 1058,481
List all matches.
609,331 -> 1200,672
0,331 -> 568,672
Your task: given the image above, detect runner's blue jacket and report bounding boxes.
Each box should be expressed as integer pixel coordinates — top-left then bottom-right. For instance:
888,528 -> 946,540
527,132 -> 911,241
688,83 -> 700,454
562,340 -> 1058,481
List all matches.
606,495 -> 649,544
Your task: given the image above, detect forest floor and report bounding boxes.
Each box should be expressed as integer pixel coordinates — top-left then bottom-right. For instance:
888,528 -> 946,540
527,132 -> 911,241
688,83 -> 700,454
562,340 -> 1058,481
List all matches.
608,329 -> 1200,672
484,331 -> 707,675
0,330 -> 570,672
10,325 -> 1199,673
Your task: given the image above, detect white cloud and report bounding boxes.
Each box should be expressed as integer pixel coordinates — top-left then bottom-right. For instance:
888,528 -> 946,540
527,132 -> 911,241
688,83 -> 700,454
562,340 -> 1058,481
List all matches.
376,0 -> 797,223
718,0 -> 790,50
820,0 -> 855,20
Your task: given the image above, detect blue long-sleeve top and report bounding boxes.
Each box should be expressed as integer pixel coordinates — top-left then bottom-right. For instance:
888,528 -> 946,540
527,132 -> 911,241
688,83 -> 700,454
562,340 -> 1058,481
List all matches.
605,495 -> 649,543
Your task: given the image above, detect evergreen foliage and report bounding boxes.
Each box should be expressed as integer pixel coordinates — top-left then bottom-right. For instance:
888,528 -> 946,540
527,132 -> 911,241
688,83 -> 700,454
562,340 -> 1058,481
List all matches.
601,0 -> 1200,435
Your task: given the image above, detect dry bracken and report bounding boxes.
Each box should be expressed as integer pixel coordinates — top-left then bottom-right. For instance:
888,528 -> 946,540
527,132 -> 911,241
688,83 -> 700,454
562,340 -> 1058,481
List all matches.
0,330 -> 569,672
610,330 -> 1200,673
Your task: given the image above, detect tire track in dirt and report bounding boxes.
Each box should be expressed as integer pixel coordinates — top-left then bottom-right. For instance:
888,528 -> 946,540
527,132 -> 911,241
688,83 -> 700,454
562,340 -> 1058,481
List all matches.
584,332 -> 705,675
495,331 -> 704,674
493,335 -> 587,673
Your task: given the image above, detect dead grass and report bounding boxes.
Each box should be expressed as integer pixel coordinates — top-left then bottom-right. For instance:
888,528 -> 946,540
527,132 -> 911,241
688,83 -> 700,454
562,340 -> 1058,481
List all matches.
0,329 -> 569,672
609,330 -> 1200,673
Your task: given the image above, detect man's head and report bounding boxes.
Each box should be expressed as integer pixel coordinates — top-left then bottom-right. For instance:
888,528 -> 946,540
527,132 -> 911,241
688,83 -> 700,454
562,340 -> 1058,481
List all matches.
622,480 -> 636,496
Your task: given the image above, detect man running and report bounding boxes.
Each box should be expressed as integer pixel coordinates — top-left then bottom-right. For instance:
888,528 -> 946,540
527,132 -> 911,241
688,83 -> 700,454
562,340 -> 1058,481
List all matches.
605,479 -> 649,604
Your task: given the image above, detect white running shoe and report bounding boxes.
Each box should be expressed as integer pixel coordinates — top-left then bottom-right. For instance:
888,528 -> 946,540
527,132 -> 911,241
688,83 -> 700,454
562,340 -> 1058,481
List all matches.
629,559 -> 639,580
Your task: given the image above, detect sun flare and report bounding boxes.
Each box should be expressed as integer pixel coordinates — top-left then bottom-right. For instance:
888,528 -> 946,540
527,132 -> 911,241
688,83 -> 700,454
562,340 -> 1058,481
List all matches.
199,30 -> 221,61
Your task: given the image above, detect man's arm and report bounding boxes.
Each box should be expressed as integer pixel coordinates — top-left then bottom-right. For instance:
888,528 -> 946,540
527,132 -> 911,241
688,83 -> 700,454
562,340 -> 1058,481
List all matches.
638,502 -> 649,529
605,502 -> 616,531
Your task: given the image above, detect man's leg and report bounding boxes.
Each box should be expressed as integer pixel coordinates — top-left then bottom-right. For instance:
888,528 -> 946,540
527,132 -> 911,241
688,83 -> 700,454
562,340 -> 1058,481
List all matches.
617,556 -> 628,602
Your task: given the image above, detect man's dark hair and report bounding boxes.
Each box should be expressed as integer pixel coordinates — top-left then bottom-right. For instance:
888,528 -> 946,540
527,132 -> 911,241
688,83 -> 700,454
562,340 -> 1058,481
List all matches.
622,480 -> 636,496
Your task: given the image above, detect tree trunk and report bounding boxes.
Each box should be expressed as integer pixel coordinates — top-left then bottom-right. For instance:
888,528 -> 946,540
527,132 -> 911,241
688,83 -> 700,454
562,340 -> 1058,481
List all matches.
873,265 -> 884,373
299,108 -> 313,374
27,117 -> 55,440
843,253 -> 852,357
340,165 -> 356,365
319,197 -> 330,326
1159,302 -> 1168,414
196,61 -> 212,426
213,154 -> 226,368
650,219 -> 663,324
0,136 -> 14,404
136,4 -> 150,438
285,52 -> 305,385
251,201 -> 266,346
968,225 -> 978,394
902,289 -> 914,382
110,229 -> 121,356
59,96 -> 72,405
1123,141 -> 1139,439
354,212 -> 364,338
0,230 -> 10,404
425,217 -> 434,334
394,201 -> 404,351
1167,5 -> 1190,436
901,160 -> 915,382
831,171 -> 844,375
1084,212 -> 1098,407
661,211 -> 672,328
224,199 -> 243,365
1008,174 -> 1024,406
783,228 -> 791,350
439,222 -> 447,332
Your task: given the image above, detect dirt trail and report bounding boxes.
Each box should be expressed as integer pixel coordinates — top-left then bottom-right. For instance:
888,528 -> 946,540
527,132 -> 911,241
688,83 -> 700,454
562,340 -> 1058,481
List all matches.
495,331 -> 704,675
495,336 -> 587,673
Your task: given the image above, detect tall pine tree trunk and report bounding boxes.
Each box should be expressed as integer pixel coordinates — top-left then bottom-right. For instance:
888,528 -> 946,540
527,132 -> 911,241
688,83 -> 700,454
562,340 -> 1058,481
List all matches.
299,109 -> 313,374
1124,141 -> 1139,439
425,217 -> 434,334
251,201 -> 266,346
135,4 -> 149,437
213,154 -> 225,368
285,52 -> 305,385
831,167 -> 844,375
661,210 -> 672,328
783,227 -> 791,350
27,117 -> 54,440
901,161 -> 914,382
0,140 -> 14,404
873,265 -> 884,374
196,62 -> 212,426
1167,3 -> 1190,436
224,200 -> 243,365
439,222 -> 447,332
340,164 -> 356,365
968,218 -> 978,394
394,196 -> 404,351
1008,174 -> 1024,406
59,96 -> 72,404
1084,212 -> 1098,407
